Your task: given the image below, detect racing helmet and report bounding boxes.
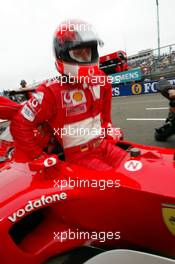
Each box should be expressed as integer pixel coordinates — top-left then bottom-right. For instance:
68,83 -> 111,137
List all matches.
53,19 -> 103,79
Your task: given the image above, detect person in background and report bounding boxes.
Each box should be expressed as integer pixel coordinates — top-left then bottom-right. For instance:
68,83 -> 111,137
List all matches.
20,80 -> 28,89
155,78 -> 175,141
115,52 -> 128,73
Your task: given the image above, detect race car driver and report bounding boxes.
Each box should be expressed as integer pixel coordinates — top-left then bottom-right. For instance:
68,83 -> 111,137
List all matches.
155,78 -> 175,141
10,20 -> 125,171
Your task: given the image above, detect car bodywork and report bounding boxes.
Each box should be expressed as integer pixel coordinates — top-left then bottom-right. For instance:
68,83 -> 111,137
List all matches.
0,91 -> 175,263
0,132 -> 175,263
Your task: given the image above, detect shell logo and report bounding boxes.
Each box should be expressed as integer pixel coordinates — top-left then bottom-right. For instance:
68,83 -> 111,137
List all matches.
132,84 -> 142,95
72,91 -> 83,102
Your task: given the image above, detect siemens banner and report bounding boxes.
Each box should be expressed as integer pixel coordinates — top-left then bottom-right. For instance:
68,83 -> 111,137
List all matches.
110,68 -> 142,84
112,78 -> 175,97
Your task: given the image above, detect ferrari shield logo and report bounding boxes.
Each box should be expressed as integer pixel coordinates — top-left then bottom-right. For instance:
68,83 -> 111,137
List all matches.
162,203 -> 175,236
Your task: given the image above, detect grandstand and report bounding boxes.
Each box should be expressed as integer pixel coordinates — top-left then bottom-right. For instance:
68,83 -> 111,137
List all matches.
128,44 -> 175,80
98,43 -> 175,82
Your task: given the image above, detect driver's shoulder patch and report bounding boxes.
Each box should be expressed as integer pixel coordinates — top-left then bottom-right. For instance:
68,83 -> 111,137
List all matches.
21,91 -> 44,122
21,104 -> 35,121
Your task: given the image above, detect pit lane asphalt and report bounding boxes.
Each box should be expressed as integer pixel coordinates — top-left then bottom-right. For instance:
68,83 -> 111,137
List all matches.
112,93 -> 175,149
46,93 -> 175,264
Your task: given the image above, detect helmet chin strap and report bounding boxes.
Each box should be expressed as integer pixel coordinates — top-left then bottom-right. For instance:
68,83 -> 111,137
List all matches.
63,62 -> 79,77
55,59 -> 100,84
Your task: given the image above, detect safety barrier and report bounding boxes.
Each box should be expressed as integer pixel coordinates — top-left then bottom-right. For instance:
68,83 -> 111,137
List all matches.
112,78 -> 175,97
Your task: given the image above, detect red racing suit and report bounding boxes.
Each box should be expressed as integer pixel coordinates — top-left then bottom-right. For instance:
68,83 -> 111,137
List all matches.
10,71 -> 125,170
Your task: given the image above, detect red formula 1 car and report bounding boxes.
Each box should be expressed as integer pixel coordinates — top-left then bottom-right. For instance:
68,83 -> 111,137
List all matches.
100,50 -> 128,75
0,94 -> 175,263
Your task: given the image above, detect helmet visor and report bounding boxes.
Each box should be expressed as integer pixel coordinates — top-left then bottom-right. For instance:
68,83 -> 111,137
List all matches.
69,47 -> 92,63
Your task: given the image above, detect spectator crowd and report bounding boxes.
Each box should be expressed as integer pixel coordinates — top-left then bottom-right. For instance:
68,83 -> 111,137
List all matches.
128,45 -> 175,76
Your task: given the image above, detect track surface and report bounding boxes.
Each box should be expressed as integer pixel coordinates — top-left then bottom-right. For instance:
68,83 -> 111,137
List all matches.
112,93 -> 175,148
